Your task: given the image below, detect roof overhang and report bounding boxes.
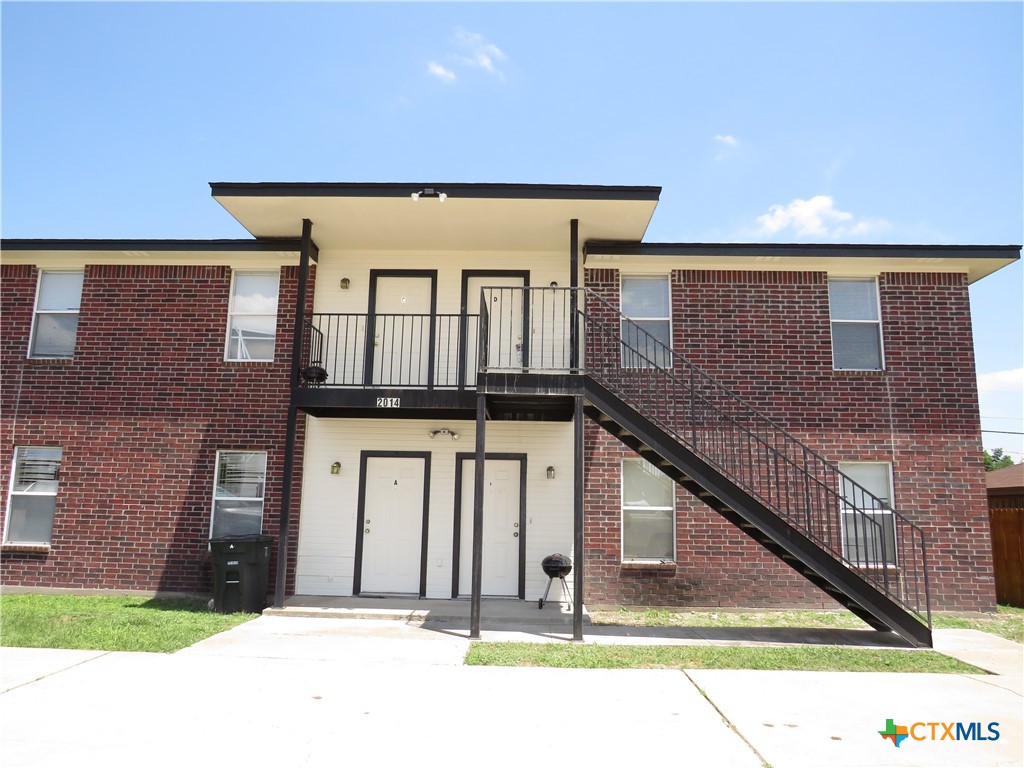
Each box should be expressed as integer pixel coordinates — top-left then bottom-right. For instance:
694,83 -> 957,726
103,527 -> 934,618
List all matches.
585,242 -> 1022,284
210,182 -> 661,252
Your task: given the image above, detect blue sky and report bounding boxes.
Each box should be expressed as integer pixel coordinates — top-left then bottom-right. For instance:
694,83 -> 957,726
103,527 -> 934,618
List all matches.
3,2 -> 1022,457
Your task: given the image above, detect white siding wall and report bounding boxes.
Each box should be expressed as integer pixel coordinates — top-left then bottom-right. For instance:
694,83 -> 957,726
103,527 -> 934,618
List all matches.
295,416 -> 576,601
312,250 -> 570,383
313,248 -> 568,315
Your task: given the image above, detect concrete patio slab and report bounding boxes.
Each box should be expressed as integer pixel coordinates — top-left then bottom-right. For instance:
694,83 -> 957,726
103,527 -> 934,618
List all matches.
264,594 -> 587,626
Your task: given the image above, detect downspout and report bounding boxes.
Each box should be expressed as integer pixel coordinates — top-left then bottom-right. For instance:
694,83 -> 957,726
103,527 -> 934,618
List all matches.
274,218 -> 317,608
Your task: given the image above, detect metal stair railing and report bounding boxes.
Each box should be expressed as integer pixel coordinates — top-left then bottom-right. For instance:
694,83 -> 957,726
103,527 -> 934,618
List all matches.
580,290 -> 931,627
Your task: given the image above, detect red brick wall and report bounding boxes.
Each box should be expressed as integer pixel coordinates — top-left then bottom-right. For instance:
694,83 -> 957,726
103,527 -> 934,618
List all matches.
0,262 -> 312,597
583,267 -> 995,611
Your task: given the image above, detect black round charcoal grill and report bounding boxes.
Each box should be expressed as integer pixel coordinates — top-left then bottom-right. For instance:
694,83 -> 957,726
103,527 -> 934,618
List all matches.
538,553 -> 572,609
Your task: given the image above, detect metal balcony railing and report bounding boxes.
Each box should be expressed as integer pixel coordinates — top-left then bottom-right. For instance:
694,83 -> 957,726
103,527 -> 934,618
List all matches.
300,313 -> 478,389
477,286 -> 585,374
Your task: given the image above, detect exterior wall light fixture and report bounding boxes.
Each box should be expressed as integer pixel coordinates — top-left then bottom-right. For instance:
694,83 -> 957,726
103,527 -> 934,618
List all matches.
330,462 -> 341,475
339,278 -> 350,289
411,188 -> 447,202
546,466 -> 556,480
428,428 -> 460,440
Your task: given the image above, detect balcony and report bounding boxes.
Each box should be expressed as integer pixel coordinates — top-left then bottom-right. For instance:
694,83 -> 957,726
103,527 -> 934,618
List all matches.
294,288 -> 583,419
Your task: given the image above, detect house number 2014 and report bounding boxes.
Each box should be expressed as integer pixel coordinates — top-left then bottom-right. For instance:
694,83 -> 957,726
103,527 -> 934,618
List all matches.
376,397 -> 400,408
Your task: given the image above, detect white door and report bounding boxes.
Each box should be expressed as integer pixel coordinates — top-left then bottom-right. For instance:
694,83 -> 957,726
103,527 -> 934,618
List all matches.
466,276 -> 525,384
360,457 -> 425,594
372,276 -> 432,386
459,459 -> 521,597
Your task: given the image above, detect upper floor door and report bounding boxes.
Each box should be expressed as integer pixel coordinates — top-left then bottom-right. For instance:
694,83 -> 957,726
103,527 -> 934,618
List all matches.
368,272 -> 436,387
463,272 -> 528,386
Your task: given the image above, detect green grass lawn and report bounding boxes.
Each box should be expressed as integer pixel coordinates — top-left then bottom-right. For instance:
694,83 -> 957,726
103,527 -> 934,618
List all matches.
0,594 -> 256,653
465,642 -> 985,673
590,605 -> 1024,643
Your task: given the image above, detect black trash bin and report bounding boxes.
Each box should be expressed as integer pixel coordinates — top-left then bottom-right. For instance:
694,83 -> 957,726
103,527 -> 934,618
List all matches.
210,534 -> 273,614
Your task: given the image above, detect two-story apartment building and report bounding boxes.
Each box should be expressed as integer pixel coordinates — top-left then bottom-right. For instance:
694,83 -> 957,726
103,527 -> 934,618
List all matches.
2,182 -> 1018,647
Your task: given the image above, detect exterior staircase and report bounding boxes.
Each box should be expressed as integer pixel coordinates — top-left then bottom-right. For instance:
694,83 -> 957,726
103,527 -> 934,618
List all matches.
478,286 -> 933,647
580,292 -> 932,647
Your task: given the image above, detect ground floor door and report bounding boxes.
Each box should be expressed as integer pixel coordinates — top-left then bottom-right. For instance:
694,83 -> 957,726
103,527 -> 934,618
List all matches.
456,457 -> 525,598
357,454 -> 429,595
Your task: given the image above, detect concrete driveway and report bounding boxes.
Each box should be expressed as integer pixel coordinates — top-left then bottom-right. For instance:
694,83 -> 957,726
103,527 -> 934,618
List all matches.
1,616 -> 1020,768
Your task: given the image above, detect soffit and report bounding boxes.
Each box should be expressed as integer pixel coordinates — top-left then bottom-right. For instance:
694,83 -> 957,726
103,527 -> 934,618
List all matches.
211,189 -> 660,252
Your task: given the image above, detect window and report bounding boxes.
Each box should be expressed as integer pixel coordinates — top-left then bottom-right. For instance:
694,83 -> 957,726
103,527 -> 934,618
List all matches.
839,462 -> 896,567
226,272 -> 280,361
210,451 -> 267,538
4,447 -> 63,545
30,271 -> 84,358
622,459 -> 675,561
829,278 -> 883,370
621,275 -> 671,368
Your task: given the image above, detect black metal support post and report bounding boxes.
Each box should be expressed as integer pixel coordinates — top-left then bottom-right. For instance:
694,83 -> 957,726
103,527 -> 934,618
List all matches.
274,219 -> 315,609
572,394 -> 584,641
569,219 -> 579,372
470,392 -> 487,638
275,405 -> 300,608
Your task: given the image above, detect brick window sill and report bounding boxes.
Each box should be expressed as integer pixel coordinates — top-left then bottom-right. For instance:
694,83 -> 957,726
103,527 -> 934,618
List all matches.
832,369 -> 888,377
1,544 -> 51,554
220,362 -> 276,370
25,358 -> 74,365
621,561 -> 677,572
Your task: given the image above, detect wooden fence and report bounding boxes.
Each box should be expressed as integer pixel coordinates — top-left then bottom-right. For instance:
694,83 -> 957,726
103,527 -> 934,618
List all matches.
989,493 -> 1024,607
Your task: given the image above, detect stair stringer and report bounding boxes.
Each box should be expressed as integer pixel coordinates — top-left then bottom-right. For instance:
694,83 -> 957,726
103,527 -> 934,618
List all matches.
583,377 -> 933,648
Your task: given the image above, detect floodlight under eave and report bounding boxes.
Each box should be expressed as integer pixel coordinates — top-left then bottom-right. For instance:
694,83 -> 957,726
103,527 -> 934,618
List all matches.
411,188 -> 447,202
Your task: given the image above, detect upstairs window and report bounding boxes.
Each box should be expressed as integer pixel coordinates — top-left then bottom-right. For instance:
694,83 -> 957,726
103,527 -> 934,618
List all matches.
829,278 -> 883,370
622,459 -> 675,562
839,462 -> 896,567
210,451 -> 267,539
621,275 -> 672,368
226,271 -> 279,361
4,447 -> 63,545
30,271 -> 84,359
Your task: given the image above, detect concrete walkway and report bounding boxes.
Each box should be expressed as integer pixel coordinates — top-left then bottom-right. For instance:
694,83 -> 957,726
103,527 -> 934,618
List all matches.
1,607 -> 1020,768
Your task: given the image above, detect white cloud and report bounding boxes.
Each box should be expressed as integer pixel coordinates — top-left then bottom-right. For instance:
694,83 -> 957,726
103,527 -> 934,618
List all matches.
451,27 -> 507,79
424,28 -> 508,85
978,368 -> 1024,393
753,195 -> 890,240
427,61 -> 456,84
713,134 -> 737,146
